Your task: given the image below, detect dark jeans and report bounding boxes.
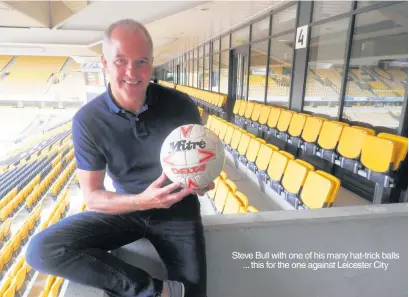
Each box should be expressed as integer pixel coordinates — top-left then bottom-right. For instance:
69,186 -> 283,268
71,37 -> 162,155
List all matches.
25,196 -> 207,297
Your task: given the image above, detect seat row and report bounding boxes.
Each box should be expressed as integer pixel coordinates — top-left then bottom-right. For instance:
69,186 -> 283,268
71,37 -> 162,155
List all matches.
206,171 -> 259,214
206,115 -> 341,209
232,100 -> 408,203
0,189 -> 70,297
39,275 -> 65,297
0,204 -> 41,277
50,160 -> 76,200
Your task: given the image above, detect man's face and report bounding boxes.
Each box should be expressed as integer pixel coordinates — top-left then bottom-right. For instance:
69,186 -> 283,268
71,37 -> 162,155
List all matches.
102,27 -> 153,106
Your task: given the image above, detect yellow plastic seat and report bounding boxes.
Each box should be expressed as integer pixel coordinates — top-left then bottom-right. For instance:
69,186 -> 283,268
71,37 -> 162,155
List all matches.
301,116 -> 326,144
235,191 -> 249,209
267,151 -> 292,194
245,138 -> 266,165
361,136 -> 394,174
225,179 -> 237,193
49,277 -> 64,297
276,110 -> 293,134
207,176 -> 222,200
258,106 -> 271,125
223,125 -> 235,146
288,113 -> 309,138
337,126 -> 374,164
317,121 -> 346,151
233,100 -> 242,115
250,104 -> 262,123
244,102 -> 255,119
255,143 -> 278,172
218,122 -> 228,140
266,108 -> 281,129
229,129 -> 243,151
214,180 -> 232,213
219,171 -> 227,180
223,192 -> 241,214
237,133 -> 253,156
377,133 -> 408,171
281,160 -> 313,208
315,170 -> 341,207
238,101 -> 247,117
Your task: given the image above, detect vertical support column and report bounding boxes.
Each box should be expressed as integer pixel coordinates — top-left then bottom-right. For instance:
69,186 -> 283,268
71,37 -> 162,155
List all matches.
289,1 -> 313,112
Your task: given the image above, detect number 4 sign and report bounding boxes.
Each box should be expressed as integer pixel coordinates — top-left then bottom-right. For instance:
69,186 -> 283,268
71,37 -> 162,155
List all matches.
295,25 -> 309,49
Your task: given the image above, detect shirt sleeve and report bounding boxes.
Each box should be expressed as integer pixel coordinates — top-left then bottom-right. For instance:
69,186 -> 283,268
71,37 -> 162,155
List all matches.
72,115 -> 106,171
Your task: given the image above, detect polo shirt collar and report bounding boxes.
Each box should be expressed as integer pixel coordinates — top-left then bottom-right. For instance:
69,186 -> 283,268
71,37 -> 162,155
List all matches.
104,83 -> 157,114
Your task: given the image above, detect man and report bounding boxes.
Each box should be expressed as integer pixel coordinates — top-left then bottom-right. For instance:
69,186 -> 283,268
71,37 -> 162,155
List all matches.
26,19 -> 210,297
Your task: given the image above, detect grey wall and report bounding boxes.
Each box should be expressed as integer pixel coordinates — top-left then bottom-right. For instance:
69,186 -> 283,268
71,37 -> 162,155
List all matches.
63,204 -> 408,297
203,204 -> 408,297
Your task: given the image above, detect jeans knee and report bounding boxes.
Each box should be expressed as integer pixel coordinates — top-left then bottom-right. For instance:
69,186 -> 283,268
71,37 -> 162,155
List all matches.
25,230 -> 66,273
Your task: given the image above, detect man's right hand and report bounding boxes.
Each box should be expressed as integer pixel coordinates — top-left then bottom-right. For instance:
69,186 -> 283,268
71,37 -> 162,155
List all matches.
133,172 -> 196,210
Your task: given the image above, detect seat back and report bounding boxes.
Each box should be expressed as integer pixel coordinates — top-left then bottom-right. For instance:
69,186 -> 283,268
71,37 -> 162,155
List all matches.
377,133 -> 408,171
233,100 -> 242,115
317,121 -> 346,150
258,106 -> 271,125
267,151 -> 291,182
300,171 -> 333,209
251,104 -> 263,122
288,113 -> 309,138
301,117 -> 325,143
219,171 -> 227,180
225,179 -> 237,193
244,102 -> 255,119
267,108 -> 281,129
256,143 -> 278,171
218,122 -> 228,140
361,136 -> 394,173
281,160 -> 311,194
235,191 -> 249,209
277,110 -> 293,133
205,115 -> 213,129
295,159 -> 314,171
214,180 -> 231,212
237,133 -> 253,156
315,170 -> 341,206
230,129 -> 243,150
246,138 -> 266,163
238,101 -> 247,117
223,192 -> 242,214
224,125 -> 235,145
337,126 -> 372,159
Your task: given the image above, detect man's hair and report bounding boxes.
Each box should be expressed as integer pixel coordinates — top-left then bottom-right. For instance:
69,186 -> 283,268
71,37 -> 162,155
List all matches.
102,19 -> 153,58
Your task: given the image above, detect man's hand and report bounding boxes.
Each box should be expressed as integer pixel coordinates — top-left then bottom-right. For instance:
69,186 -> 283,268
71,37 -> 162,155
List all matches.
134,172 -> 196,210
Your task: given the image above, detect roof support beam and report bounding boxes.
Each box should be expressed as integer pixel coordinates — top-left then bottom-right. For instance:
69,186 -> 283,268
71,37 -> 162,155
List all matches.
3,1 -> 50,27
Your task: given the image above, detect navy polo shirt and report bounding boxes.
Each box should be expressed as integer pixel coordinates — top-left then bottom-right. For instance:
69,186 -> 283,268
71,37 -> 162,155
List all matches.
72,83 -> 202,196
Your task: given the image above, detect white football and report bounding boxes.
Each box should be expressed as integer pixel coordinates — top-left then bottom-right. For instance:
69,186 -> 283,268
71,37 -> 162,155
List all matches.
160,124 -> 225,190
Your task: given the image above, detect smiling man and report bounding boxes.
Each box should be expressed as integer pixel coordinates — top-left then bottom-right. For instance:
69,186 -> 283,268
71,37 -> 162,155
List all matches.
26,19 -> 210,297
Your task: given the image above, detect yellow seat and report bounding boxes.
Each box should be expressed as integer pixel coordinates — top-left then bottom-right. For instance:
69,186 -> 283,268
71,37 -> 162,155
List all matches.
337,126 -> 374,162
223,192 -> 242,214
233,100 -> 242,115
238,101 -> 247,117
300,171 -> 332,209
214,180 -> 232,213
315,170 -> 341,207
267,108 -> 281,129
225,179 -> 237,193
258,106 -> 271,125
377,133 -> 408,171
281,160 -> 313,207
276,110 -> 293,134
245,138 -> 266,164
205,115 -> 213,129
235,191 -> 249,209
295,159 -> 315,171
267,151 -> 292,193
49,277 -> 64,297
237,133 -> 254,156
1,278 -> 16,297
207,176 -> 222,200
14,264 -> 27,293
230,129 -> 243,151
288,113 -> 309,138
250,104 -> 262,123
218,122 -> 228,140
219,171 -> 227,180
223,125 -> 235,145
361,136 -> 394,174
255,143 -> 278,172
301,117 -> 326,144
244,102 -> 255,119
317,121 -> 346,151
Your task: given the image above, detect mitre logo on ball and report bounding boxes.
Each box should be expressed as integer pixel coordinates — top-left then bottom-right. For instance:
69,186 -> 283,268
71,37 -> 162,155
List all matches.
160,124 -> 225,190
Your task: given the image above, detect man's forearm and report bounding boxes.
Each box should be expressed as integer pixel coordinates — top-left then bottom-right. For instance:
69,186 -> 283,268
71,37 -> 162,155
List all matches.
85,190 -> 145,214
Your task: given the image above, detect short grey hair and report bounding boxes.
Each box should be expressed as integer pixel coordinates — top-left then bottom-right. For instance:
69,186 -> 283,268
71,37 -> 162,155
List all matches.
102,19 -> 153,57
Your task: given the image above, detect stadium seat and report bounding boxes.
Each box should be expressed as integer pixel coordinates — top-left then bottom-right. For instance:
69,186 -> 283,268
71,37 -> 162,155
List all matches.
247,104 -> 263,136
0,276 -> 16,297
377,133 -> 408,171
223,124 -> 235,146
315,170 -> 341,207
266,151 -> 294,194
268,110 -> 293,149
234,191 -> 249,209
241,138 -> 266,169
226,128 -> 242,153
236,101 -> 248,127
49,277 -> 64,297
335,126 -> 375,173
207,176 -> 223,200
281,159 -> 313,208
233,132 -> 255,167
264,108 -> 281,137
214,180 -> 232,213
223,192 -> 242,214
